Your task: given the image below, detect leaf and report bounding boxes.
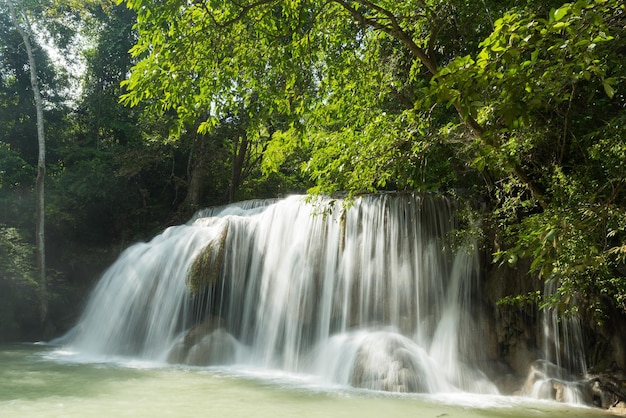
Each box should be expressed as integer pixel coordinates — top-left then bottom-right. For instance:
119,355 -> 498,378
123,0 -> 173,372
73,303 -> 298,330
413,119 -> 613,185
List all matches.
603,81 -> 615,99
552,5 -> 570,22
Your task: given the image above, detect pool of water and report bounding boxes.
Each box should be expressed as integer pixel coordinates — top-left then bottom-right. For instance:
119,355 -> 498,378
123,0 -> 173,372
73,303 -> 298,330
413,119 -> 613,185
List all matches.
0,344 -> 611,418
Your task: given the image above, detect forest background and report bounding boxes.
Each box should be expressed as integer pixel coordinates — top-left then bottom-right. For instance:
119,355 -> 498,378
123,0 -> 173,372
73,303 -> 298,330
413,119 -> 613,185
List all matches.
0,0 -> 624,347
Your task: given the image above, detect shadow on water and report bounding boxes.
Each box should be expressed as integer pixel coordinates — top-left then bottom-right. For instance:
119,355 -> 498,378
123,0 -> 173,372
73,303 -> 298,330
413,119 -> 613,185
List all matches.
0,344 -> 154,402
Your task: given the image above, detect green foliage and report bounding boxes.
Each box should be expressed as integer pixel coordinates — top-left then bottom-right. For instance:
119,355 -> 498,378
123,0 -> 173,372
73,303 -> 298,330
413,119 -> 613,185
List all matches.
120,0 -> 496,197
493,164 -> 626,317
0,226 -> 37,287
0,143 -> 35,191
119,0 -> 308,131
115,0 -> 625,319
303,110 -> 458,196
0,142 -> 36,232
434,0 -> 619,130
78,3 -> 141,147
0,9 -> 66,166
433,0 -> 626,317
0,225 -> 38,341
497,290 -> 543,307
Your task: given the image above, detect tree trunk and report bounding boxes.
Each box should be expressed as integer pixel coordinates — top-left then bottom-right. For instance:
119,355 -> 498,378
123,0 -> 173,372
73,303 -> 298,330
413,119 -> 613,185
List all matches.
183,157 -> 208,211
229,134 -> 249,203
182,136 -> 210,213
8,0 -> 47,326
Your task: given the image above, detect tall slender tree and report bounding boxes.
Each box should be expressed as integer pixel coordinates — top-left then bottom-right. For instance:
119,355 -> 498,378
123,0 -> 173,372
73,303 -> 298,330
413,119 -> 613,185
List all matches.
6,0 -> 47,325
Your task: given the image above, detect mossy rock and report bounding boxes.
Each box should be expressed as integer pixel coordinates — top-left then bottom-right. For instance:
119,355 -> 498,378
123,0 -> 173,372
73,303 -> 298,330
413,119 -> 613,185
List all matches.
187,224 -> 228,294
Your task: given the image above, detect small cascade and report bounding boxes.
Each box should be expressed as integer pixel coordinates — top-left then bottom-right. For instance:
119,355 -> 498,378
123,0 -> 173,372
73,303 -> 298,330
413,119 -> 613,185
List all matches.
522,281 -> 589,403
64,194 -> 502,394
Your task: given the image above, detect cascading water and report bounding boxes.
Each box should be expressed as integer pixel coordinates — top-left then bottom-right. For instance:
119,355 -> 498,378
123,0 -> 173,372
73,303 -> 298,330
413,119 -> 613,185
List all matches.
522,280 -> 589,403
62,194 -> 505,395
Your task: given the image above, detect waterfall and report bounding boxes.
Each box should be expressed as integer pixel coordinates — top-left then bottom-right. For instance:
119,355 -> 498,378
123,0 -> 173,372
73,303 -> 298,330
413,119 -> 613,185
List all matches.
64,194 -> 500,394
521,280 -> 589,403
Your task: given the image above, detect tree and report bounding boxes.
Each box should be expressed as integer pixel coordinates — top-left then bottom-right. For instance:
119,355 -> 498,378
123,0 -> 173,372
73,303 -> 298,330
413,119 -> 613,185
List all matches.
118,0 -> 313,208
453,1 -> 626,317
49,1 -> 182,244
6,0 -> 48,326
78,2 -> 140,147
118,0 -> 625,317
2,0 -> 86,332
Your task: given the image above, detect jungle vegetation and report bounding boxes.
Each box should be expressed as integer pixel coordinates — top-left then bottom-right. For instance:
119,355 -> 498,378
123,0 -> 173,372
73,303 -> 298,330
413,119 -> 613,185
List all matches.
0,0 -> 624,341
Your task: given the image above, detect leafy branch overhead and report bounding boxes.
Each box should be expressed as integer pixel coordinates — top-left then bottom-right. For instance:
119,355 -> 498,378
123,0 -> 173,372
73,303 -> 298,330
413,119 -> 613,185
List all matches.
119,0 -> 625,315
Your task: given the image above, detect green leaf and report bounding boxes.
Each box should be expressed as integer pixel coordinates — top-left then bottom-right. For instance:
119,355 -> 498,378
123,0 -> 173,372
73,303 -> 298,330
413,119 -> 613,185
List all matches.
603,81 -> 615,99
552,5 -> 570,22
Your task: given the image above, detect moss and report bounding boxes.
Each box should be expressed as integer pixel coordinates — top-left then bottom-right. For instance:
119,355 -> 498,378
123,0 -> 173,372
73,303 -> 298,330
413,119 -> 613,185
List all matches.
187,223 -> 228,295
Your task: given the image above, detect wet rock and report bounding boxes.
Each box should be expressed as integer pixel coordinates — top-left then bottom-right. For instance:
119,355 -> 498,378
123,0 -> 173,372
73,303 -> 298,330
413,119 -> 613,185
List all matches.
483,261 -> 542,378
166,341 -> 188,364
587,372 -> 626,411
186,328 -> 238,366
494,372 -> 524,395
350,334 -> 428,393
182,316 -> 225,347
520,360 -> 589,403
187,224 -> 229,295
166,316 -> 229,364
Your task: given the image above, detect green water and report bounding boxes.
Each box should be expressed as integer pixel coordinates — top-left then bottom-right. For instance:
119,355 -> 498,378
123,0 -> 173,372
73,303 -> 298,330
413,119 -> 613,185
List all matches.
0,344 -> 611,418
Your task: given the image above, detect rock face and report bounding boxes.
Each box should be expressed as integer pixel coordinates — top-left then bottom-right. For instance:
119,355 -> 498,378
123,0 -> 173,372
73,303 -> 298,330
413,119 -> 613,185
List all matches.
587,372 -> 626,412
167,316 -> 238,366
483,261 -> 542,378
480,259 -> 626,412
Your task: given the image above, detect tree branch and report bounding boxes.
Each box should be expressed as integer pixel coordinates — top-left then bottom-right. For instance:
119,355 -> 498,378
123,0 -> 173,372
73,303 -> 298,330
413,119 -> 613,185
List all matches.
333,0 -> 439,75
200,0 -> 279,28
331,0 -> 547,206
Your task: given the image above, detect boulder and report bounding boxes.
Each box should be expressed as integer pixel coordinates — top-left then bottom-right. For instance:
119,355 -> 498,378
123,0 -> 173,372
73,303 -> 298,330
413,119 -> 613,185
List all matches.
186,328 -> 238,366
350,333 -> 430,393
166,316 -> 236,365
587,371 -> 626,410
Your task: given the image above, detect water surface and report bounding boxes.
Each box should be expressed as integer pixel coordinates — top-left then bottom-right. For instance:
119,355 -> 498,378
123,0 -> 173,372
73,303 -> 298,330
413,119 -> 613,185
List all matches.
0,344 -> 611,418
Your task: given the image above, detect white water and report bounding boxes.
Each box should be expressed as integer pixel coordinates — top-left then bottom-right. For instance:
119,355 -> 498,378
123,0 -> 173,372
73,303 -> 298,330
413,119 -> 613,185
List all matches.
1,344 -> 610,418
524,281 -> 589,403
57,193 -> 587,402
